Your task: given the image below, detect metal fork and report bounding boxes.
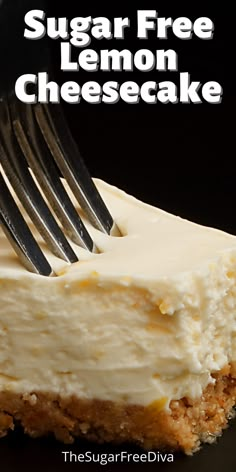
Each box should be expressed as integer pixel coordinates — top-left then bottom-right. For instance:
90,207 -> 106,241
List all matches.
0,97 -> 119,275
0,0 -> 120,276
0,98 -> 120,276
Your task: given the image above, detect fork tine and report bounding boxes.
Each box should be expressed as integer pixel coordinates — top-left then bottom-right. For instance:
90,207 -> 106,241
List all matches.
0,99 -> 78,264
9,98 -> 97,253
0,169 -> 53,277
34,103 -> 121,236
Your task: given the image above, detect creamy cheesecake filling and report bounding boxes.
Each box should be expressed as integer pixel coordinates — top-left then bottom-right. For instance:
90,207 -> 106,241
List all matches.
1,179 -> 236,409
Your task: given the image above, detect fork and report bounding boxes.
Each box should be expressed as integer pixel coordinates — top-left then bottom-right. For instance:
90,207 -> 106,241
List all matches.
0,1 -> 120,276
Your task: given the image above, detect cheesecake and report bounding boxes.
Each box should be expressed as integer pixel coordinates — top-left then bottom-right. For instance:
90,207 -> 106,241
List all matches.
0,179 -> 236,454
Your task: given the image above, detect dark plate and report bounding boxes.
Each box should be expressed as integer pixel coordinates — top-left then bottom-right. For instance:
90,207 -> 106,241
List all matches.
1,418 -> 236,472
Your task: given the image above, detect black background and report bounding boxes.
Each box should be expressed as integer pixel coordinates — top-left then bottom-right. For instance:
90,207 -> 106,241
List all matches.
48,2 -> 235,235
1,1 -> 236,471
1,1 -> 234,233
1,417 -> 236,472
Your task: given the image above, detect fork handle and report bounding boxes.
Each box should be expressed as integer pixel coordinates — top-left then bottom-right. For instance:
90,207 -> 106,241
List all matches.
0,0 -> 49,98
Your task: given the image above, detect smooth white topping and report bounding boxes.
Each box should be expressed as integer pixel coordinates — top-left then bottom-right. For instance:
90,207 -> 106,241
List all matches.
0,179 -> 236,408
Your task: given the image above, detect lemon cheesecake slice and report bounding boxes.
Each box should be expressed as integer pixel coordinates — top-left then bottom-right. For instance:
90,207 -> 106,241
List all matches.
0,179 -> 236,453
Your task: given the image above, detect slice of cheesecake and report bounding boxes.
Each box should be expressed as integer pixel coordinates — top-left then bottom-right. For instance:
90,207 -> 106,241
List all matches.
0,179 -> 236,454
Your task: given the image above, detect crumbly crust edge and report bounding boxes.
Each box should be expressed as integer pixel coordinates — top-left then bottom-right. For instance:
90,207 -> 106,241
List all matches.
0,364 -> 236,454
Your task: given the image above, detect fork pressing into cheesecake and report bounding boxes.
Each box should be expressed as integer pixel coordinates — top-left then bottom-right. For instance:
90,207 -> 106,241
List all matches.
0,0 -> 120,276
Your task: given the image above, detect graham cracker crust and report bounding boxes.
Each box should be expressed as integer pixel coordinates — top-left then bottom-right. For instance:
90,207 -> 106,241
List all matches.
0,364 -> 236,454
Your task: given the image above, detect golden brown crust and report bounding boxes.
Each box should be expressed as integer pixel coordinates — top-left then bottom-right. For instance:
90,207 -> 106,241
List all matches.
0,365 -> 236,454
